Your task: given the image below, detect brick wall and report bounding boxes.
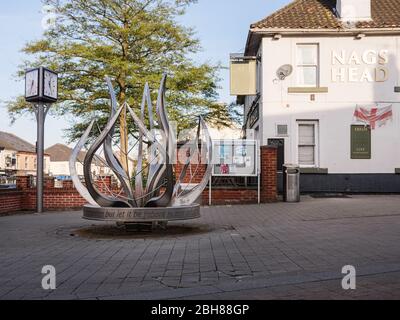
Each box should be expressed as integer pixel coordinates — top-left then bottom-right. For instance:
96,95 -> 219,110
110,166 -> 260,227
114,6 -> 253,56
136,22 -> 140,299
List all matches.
0,175 -> 105,214
21,189 -> 89,211
0,145 -> 278,214
260,146 -> 278,203
0,190 -> 24,214
201,188 -> 258,206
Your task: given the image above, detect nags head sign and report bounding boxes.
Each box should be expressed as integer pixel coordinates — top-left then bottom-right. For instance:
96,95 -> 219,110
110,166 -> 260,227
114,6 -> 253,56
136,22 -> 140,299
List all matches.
331,49 -> 389,83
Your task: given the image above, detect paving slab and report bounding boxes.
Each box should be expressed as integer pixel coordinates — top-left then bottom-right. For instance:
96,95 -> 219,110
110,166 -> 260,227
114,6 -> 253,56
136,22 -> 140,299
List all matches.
1,195 -> 400,300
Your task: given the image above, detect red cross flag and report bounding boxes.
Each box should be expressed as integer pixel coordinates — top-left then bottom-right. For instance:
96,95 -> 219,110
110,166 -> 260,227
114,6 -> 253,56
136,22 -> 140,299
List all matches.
354,105 -> 393,130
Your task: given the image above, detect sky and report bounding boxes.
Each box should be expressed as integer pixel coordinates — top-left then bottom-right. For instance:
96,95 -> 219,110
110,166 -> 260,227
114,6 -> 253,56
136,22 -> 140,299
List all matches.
0,0 -> 290,148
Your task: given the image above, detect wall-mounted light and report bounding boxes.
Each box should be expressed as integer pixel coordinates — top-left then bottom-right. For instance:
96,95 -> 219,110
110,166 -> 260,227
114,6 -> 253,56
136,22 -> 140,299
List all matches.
273,34 -> 282,40
355,33 -> 366,40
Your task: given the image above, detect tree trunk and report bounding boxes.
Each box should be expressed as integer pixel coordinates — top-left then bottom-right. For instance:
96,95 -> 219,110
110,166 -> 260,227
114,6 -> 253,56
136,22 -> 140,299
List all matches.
119,30 -> 130,177
118,88 -> 129,176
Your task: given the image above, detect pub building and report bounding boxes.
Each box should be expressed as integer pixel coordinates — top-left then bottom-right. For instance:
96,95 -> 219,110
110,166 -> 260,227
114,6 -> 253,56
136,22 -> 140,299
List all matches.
232,0 -> 400,193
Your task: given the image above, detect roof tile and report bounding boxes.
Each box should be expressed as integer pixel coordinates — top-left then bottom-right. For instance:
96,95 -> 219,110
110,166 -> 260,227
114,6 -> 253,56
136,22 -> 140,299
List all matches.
0,131 -> 36,153
251,0 -> 400,30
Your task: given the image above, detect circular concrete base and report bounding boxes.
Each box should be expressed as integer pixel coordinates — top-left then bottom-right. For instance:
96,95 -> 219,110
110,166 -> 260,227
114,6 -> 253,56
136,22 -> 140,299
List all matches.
83,204 -> 201,223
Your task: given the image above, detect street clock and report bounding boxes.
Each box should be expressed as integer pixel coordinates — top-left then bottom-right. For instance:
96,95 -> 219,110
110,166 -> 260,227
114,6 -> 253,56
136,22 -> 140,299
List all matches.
25,67 -> 58,103
24,66 -> 58,213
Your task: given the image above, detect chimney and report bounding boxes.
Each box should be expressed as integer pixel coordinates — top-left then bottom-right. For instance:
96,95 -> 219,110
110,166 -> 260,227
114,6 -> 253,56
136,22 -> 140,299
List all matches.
336,0 -> 372,22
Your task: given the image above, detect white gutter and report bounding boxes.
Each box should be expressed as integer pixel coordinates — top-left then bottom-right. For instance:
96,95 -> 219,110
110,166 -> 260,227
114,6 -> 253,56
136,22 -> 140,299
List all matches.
245,27 -> 400,55
250,27 -> 400,35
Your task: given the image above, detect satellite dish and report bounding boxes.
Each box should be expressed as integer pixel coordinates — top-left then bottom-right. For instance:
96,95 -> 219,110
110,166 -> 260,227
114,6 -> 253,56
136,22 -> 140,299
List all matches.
276,64 -> 293,80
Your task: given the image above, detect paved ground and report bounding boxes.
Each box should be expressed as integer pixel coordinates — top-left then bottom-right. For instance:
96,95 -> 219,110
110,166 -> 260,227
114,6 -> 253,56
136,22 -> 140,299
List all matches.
1,195 -> 400,300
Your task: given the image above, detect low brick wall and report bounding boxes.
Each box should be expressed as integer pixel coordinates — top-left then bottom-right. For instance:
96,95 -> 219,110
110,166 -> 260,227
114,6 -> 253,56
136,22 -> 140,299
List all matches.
0,176 -> 108,213
0,190 -> 24,214
202,188 -> 258,206
21,190 -> 88,211
0,145 -> 278,213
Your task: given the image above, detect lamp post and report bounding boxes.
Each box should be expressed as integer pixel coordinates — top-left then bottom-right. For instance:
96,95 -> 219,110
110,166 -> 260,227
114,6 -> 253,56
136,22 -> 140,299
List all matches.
25,67 -> 58,213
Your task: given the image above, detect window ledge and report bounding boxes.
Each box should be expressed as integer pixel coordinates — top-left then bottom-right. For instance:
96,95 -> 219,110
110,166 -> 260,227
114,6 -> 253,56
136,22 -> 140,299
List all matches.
300,168 -> 329,174
288,87 -> 329,94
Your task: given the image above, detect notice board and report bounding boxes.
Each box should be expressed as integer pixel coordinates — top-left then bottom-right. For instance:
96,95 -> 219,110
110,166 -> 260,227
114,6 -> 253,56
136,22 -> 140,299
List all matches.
351,125 -> 371,159
213,140 -> 258,177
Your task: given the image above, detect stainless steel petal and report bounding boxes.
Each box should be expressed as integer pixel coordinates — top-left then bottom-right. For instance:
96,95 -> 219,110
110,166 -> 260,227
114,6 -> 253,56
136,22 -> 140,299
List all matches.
135,84 -> 148,207
143,82 -> 161,195
145,76 -> 169,198
171,117 -> 213,207
84,105 -> 131,208
172,118 -> 201,198
69,120 -> 98,207
126,103 -> 173,207
126,104 -> 168,168
145,75 -> 174,207
104,77 -> 136,206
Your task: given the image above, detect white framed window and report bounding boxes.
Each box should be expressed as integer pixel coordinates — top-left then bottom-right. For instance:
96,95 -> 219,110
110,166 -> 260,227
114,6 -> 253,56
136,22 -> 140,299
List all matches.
297,121 -> 319,167
296,44 -> 319,87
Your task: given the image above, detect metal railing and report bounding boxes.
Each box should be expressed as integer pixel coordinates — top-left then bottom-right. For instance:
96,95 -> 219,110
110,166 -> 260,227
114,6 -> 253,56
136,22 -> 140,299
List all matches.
212,176 -> 258,189
0,175 -> 17,190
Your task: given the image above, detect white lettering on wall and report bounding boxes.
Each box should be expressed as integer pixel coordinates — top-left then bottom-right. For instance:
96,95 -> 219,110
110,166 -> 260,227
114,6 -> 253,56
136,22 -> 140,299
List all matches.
332,67 -> 346,82
362,50 -> 377,65
360,69 -> 373,82
378,50 -> 389,64
331,49 -> 389,83
332,50 -> 346,65
376,67 -> 389,82
348,68 -> 358,82
349,51 -> 362,65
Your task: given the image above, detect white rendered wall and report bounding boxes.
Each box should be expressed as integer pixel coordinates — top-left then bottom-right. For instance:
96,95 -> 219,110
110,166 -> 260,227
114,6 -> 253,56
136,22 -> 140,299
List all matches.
0,151 -> 4,170
49,161 -> 125,177
0,149 -> 15,170
260,35 -> 400,174
49,161 -> 80,176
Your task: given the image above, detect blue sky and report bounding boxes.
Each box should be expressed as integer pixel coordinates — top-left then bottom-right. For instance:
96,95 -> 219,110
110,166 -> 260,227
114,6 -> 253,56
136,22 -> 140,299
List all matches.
0,0 -> 290,147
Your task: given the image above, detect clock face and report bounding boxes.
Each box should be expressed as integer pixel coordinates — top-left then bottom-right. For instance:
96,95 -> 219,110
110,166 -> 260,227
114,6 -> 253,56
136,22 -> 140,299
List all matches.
25,69 -> 39,98
43,70 -> 58,99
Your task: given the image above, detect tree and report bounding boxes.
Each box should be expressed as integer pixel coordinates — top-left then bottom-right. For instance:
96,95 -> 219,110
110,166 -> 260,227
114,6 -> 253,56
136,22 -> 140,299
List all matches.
8,0 -> 233,170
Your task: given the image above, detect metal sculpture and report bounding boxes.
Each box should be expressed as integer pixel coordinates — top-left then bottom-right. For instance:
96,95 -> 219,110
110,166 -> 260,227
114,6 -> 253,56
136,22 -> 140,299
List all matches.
69,74 -> 212,226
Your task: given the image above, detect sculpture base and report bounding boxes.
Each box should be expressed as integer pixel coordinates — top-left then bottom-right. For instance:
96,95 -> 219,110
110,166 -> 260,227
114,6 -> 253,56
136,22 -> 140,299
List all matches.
83,204 -> 201,223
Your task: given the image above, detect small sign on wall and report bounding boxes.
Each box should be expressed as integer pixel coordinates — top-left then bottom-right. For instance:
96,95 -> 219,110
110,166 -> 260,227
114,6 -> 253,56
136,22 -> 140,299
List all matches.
230,58 -> 257,96
351,125 -> 371,159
